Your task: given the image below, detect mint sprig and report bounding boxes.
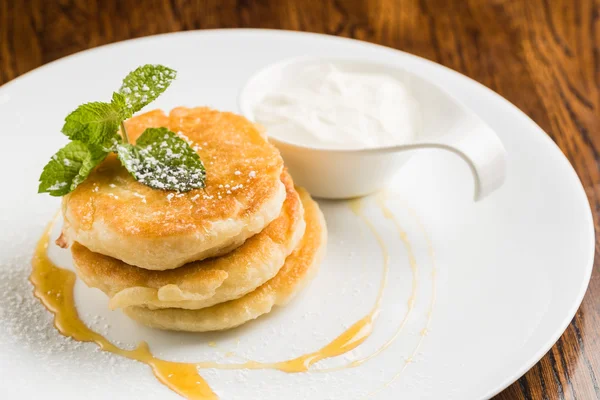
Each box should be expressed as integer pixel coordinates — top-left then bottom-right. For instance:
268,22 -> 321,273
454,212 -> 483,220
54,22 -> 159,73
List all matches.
117,128 -> 206,191
38,64 -> 205,196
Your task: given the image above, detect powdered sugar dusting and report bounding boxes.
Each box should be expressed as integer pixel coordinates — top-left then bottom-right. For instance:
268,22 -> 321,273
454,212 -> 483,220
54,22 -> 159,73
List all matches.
132,192 -> 147,203
117,128 -> 206,192
0,247 -> 135,385
47,181 -> 67,191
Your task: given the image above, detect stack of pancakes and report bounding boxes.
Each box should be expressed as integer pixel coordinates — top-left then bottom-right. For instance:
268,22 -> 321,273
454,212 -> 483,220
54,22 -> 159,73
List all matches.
61,107 -> 327,332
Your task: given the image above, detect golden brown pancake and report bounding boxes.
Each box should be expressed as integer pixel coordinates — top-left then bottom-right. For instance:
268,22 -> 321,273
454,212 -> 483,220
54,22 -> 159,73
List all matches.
71,173 -> 305,310
123,187 -> 326,332
62,108 -> 286,270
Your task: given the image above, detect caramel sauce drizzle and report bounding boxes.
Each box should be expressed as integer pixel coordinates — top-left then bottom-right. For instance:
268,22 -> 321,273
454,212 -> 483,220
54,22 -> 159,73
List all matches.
347,193 -> 419,368
30,195 -> 431,399
31,222 -> 217,399
365,196 -> 438,398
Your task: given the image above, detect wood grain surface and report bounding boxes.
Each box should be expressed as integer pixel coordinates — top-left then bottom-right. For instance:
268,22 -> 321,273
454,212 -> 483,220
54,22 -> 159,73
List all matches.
1,0 -> 599,399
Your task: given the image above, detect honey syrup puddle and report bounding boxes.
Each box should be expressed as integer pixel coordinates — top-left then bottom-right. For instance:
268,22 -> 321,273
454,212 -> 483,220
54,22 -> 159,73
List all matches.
31,195 -> 430,399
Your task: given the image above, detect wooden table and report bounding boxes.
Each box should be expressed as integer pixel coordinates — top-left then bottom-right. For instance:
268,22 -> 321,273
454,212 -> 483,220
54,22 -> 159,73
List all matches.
1,1 -> 598,398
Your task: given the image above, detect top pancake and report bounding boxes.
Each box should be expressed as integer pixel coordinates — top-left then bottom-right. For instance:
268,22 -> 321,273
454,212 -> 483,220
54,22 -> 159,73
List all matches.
61,108 -> 285,270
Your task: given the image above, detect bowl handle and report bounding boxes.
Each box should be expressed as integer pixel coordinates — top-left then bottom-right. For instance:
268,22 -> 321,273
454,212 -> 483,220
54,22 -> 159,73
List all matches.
408,117 -> 507,201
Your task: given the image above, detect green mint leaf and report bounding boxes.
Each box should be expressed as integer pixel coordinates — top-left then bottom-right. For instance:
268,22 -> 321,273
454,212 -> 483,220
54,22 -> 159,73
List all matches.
111,92 -> 130,118
118,64 -> 176,114
38,141 -> 108,196
61,101 -> 123,149
116,127 -> 205,192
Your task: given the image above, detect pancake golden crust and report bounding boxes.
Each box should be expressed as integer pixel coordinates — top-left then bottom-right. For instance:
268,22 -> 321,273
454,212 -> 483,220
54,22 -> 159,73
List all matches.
123,187 -> 326,332
71,173 -> 305,310
62,108 -> 285,270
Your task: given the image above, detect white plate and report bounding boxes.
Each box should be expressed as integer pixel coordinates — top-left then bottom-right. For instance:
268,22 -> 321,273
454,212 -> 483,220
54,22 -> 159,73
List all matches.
0,30 -> 594,400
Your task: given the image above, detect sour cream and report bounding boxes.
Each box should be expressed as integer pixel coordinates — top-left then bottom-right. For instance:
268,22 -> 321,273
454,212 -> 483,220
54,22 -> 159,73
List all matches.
252,63 -> 420,149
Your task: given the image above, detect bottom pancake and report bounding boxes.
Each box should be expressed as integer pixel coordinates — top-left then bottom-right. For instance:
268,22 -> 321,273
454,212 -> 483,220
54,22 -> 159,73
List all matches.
123,187 -> 326,332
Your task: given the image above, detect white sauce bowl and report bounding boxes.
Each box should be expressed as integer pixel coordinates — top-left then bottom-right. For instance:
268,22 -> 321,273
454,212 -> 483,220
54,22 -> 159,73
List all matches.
238,57 -> 506,200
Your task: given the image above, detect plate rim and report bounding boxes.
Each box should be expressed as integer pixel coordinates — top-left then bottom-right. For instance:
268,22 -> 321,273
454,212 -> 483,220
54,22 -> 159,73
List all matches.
0,28 -> 595,399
